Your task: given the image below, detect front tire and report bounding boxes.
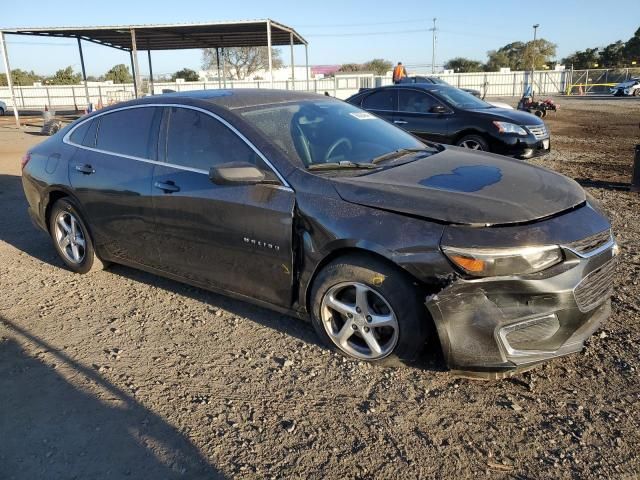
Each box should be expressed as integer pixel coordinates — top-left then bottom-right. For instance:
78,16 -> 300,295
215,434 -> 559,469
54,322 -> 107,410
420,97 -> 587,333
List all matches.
310,254 -> 429,365
456,134 -> 489,152
634,89 -> 640,97
49,198 -> 106,274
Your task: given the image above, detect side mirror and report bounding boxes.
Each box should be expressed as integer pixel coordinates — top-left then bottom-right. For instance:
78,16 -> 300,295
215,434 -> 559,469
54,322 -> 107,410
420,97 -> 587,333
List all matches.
209,162 -> 265,185
430,104 -> 448,114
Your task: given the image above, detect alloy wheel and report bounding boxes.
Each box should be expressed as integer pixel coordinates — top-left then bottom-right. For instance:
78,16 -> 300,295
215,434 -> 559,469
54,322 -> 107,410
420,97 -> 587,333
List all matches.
459,139 -> 483,150
54,210 -> 86,264
320,282 -> 399,360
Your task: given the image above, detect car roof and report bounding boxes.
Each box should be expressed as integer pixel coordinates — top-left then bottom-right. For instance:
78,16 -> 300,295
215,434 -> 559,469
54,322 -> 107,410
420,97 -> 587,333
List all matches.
125,88 -> 331,111
360,83 -> 448,94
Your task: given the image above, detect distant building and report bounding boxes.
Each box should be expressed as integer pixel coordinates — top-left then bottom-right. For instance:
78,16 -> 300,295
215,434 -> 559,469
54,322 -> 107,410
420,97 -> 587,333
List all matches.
311,65 -> 341,77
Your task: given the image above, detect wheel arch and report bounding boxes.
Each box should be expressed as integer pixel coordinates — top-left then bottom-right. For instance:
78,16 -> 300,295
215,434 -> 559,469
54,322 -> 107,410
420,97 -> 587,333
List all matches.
43,186 -> 76,232
451,128 -> 489,145
302,244 -> 427,315
43,188 -> 98,252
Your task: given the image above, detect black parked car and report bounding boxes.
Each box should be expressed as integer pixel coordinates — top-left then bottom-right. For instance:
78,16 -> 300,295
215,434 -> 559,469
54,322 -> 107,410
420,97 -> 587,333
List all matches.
22,89 -> 616,376
347,84 -> 550,159
398,76 -> 481,97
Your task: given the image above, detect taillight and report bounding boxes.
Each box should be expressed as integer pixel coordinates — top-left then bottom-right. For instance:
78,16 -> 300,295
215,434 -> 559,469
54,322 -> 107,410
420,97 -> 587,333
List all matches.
21,152 -> 31,170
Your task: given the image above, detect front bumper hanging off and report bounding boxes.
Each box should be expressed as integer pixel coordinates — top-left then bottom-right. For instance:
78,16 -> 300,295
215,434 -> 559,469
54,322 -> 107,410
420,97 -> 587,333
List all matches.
426,237 -> 617,378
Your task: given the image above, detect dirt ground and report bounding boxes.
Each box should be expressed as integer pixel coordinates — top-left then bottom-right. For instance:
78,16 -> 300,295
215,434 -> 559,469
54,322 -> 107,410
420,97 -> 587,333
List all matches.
0,97 -> 639,479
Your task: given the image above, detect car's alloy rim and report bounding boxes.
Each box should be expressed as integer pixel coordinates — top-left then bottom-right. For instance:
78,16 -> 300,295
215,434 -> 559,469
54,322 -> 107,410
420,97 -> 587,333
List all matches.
320,282 -> 399,360
459,139 -> 483,150
54,211 -> 86,264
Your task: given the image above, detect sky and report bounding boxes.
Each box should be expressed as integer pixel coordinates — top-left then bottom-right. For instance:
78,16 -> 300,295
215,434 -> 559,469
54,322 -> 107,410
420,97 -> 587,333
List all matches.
1,0 -> 637,77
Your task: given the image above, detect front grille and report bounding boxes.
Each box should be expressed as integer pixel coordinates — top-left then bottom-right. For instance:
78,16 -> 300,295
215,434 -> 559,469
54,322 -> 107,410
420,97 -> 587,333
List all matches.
574,259 -> 617,313
567,230 -> 612,256
503,315 -> 560,351
526,124 -> 548,140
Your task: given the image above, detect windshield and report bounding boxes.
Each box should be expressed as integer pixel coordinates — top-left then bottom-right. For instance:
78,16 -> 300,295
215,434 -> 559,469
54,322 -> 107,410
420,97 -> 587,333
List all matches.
429,77 -> 449,85
239,100 -> 428,168
432,87 -> 492,109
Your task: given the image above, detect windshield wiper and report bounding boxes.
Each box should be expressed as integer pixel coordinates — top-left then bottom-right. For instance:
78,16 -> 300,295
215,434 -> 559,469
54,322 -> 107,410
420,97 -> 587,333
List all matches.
307,161 -> 379,171
370,147 -> 434,165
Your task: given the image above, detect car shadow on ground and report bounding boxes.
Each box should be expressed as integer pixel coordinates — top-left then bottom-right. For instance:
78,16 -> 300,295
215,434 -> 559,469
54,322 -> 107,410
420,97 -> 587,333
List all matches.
575,178 -> 631,192
0,317 -> 224,480
0,173 -> 445,373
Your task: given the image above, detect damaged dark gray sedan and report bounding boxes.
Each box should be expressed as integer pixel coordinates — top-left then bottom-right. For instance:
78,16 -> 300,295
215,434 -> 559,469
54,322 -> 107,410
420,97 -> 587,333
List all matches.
21,90 -> 617,377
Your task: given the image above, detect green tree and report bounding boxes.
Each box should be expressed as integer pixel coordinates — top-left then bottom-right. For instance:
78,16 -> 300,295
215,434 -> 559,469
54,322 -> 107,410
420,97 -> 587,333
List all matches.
444,57 -> 485,72
624,27 -> 640,64
171,68 -> 200,81
338,63 -> 362,73
600,41 -> 626,68
486,39 -> 556,71
0,69 -> 43,86
362,58 -> 393,75
561,48 -> 600,69
338,59 -> 393,75
46,66 -> 81,85
104,64 -> 133,84
201,47 -> 283,80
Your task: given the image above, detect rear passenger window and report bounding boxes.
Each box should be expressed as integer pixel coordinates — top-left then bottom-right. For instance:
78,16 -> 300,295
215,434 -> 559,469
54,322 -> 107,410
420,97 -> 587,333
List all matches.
362,90 -> 396,111
166,107 -> 257,171
82,119 -> 98,147
96,107 -> 158,159
398,91 -> 437,113
69,119 -> 91,145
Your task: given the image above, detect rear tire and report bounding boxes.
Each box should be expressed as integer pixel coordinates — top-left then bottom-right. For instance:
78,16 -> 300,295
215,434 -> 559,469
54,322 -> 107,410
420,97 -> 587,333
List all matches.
41,119 -> 62,136
309,254 -> 429,365
456,134 -> 489,152
634,89 -> 640,97
48,198 -> 107,274
0,107 -> 5,116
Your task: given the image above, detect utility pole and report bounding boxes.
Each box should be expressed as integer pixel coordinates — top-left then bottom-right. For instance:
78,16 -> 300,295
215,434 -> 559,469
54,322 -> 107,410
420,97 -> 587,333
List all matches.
531,24 -> 539,99
430,18 -> 437,74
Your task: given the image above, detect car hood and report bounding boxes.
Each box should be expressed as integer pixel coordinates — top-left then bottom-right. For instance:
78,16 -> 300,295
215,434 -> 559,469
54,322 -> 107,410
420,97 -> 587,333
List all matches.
331,148 -> 585,226
466,107 -> 543,125
614,79 -> 638,88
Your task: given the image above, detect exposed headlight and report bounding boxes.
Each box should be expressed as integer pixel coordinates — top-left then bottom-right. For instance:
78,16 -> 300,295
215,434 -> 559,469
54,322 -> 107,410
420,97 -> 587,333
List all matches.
493,121 -> 528,136
442,245 -> 563,277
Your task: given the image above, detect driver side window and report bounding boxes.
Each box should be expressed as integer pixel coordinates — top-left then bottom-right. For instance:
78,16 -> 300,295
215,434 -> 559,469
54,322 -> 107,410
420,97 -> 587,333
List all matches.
166,107 -> 259,171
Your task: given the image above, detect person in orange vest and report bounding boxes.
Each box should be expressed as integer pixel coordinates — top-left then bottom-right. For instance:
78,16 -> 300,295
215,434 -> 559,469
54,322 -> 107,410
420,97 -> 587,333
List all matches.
392,62 -> 407,84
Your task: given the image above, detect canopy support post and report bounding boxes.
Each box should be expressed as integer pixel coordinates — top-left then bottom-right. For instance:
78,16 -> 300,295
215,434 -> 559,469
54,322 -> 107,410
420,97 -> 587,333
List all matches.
77,38 -> 91,109
221,47 -> 227,88
0,32 -> 20,128
267,20 -> 273,88
129,28 -> 141,98
216,47 -> 221,88
129,52 -> 138,98
289,32 -> 295,90
147,49 -> 154,95
305,43 -> 309,91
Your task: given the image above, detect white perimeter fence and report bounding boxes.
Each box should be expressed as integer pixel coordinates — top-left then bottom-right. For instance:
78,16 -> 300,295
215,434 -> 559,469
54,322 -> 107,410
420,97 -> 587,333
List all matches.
1,68 -> 638,110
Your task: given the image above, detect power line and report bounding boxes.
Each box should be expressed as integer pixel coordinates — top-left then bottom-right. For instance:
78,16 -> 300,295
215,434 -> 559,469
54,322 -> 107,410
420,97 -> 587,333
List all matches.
296,18 -> 433,28
305,28 -> 428,38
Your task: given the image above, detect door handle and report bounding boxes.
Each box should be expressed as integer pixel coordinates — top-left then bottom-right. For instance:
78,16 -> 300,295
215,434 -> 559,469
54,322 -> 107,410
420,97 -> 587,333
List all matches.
393,120 -> 408,125
75,164 -> 95,174
154,181 -> 180,193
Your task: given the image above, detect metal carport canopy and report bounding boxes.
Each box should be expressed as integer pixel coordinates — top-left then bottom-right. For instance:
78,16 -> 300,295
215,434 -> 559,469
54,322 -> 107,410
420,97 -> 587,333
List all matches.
0,19 -> 309,127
